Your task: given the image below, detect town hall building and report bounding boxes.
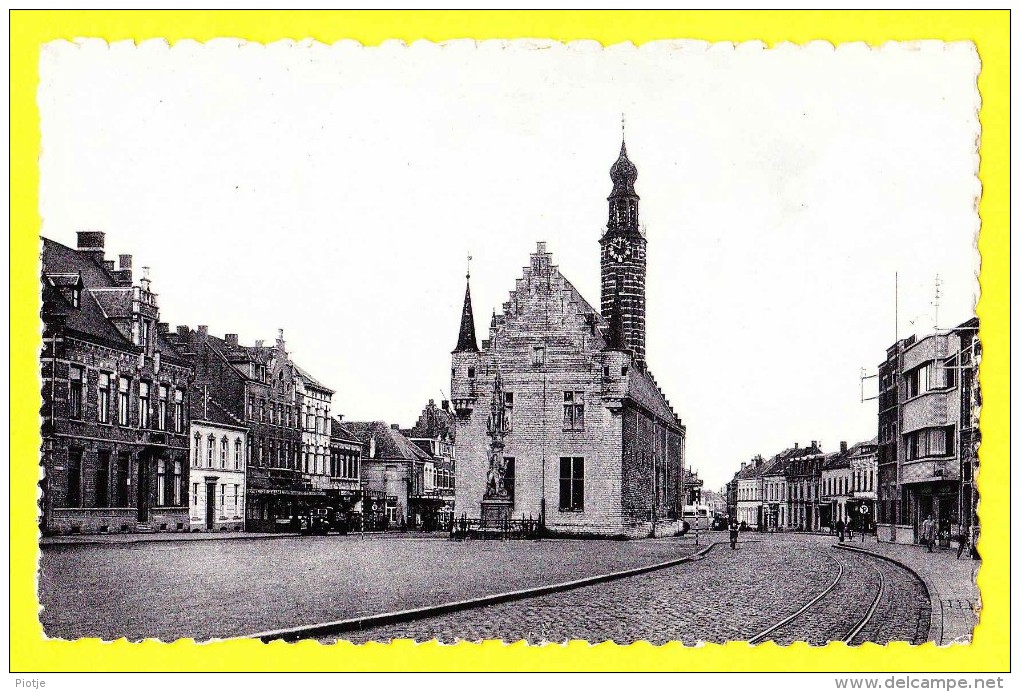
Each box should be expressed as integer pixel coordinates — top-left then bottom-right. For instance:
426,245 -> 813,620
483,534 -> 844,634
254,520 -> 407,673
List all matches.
450,139 -> 687,538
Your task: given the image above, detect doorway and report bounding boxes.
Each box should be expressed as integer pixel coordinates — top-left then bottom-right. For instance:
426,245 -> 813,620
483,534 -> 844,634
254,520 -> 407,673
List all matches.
205,481 -> 217,529
136,453 -> 149,522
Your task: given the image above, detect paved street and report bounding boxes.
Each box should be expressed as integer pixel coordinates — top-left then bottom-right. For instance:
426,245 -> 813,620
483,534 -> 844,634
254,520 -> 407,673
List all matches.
39,532 -> 944,644
38,533 -> 698,641
328,534 -> 931,645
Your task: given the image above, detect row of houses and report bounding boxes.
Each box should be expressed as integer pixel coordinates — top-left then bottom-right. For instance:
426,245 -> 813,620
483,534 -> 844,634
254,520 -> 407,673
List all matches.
727,439 -> 878,532
726,317 -> 981,546
40,231 -> 456,535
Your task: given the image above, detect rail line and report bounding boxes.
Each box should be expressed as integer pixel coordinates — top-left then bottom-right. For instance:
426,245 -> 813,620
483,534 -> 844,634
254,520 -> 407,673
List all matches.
747,550 -> 845,645
748,547 -> 887,645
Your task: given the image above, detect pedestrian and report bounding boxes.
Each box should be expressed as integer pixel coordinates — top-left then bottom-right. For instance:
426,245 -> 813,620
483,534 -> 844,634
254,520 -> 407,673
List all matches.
835,518 -> 845,543
955,521 -> 968,559
728,518 -> 739,550
920,514 -> 936,552
847,518 -> 854,541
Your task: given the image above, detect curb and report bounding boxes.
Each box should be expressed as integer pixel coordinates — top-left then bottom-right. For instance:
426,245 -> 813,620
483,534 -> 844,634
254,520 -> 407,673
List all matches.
247,542 -> 719,642
834,543 -> 939,645
40,532 -> 304,547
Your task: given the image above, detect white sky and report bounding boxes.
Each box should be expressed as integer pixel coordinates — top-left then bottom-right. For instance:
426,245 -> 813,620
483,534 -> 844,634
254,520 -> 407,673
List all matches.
38,39 -> 981,491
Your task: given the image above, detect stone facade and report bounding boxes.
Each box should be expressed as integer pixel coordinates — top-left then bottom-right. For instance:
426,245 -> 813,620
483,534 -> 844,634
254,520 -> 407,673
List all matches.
450,141 -> 686,538
41,233 -> 193,535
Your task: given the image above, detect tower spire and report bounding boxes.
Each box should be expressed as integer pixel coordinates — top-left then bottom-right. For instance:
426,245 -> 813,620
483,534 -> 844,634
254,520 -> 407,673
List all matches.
454,259 -> 479,353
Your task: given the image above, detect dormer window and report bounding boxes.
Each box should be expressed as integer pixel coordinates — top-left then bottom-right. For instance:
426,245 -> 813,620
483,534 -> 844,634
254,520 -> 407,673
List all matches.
71,288 -> 80,308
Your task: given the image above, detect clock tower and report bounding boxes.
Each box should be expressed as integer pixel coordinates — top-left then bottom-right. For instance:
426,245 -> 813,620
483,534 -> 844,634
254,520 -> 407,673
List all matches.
600,137 -> 647,366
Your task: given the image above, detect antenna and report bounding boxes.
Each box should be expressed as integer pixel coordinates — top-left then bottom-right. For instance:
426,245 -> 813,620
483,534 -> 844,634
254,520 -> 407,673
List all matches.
466,253 -> 472,281
932,273 -> 943,330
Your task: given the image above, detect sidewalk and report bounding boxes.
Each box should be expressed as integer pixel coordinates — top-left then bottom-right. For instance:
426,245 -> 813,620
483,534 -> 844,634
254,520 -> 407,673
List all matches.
39,529 -> 460,547
838,537 -> 980,645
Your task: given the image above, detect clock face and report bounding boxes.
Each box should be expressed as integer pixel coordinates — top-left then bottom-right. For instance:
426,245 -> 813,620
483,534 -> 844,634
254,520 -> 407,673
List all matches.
607,237 -> 633,263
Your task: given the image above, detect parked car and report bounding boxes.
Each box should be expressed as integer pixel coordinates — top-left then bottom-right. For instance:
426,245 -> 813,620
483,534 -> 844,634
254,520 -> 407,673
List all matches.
301,509 -> 331,536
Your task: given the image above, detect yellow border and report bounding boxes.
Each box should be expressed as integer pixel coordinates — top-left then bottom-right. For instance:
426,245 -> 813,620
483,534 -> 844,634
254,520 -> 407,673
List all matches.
11,10 -> 1009,672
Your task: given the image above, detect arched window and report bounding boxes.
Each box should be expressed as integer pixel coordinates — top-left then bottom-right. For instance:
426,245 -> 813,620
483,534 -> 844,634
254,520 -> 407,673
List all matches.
221,436 -> 228,468
234,438 -> 242,470
194,432 -> 202,466
207,435 -> 216,467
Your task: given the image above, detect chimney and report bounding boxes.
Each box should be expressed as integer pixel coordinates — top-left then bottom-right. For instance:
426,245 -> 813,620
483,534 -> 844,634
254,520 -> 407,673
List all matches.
794,442 -> 799,449
276,328 -> 286,350
197,325 -> 208,341
118,254 -> 132,269
176,325 -> 190,339
102,259 -> 115,271
76,231 -> 105,262
225,333 -> 239,347
840,441 -> 848,453
391,423 -> 400,430
114,254 -> 133,285
157,322 -> 169,334
810,440 -> 817,449
140,266 -> 151,291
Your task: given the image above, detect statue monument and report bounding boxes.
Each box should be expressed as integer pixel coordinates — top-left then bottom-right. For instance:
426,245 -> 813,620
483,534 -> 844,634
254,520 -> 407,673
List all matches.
480,370 -> 514,528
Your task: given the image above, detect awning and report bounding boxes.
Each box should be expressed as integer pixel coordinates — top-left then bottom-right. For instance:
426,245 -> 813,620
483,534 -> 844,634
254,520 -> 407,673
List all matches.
247,488 -> 328,497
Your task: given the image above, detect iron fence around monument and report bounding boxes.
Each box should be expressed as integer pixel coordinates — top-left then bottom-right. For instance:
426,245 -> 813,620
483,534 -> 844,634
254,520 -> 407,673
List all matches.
450,514 -> 542,540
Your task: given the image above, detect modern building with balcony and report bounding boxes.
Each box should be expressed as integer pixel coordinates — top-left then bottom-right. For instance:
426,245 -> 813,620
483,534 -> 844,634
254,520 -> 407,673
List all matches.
875,318 -> 980,544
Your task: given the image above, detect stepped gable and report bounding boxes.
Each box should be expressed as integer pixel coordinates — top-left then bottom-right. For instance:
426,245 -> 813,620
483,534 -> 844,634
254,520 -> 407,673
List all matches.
485,250 -> 608,349
409,399 -> 455,442
41,236 -> 186,361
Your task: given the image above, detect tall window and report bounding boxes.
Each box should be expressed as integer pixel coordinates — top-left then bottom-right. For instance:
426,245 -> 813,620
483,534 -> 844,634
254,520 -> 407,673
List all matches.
532,345 -> 545,367
194,432 -> 202,466
117,376 -> 130,426
504,457 -> 516,505
234,484 -> 240,514
563,391 -> 585,431
68,366 -> 84,419
174,389 -> 185,432
157,385 -> 169,430
558,457 -> 584,511
116,453 -> 130,506
95,451 -> 110,508
259,400 -> 265,422
234,439 -> 242,470
138,381 -> 150,428
192,483 -> 199,507
207,435 -> 216,467
219,484 -> 226,513
98,373 -> 111,424
221,436 -> 228,469
173,459 -> 183,505
66,449 -> 82,507
156,459 -> 167,506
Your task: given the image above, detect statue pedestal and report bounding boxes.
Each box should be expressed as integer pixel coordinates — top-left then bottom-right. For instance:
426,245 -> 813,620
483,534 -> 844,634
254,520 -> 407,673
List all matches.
480,497 -> 514,531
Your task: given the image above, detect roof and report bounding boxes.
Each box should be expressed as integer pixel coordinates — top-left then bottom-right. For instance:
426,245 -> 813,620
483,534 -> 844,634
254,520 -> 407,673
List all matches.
193,391 -> 247,430
454,278 -> 479,353
330,418 -> 362,445
344,421 -> 434,463
293,361 -> 333,394
408,399 -> 456,442
626,367 -> 681,428
42,237 -> 189,362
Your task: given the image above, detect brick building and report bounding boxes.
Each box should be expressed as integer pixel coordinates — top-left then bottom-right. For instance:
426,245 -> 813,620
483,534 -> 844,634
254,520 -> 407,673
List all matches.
41,233 -> 193,535
406,399 -> 457,529
450,140 -> 687,538
168,327 -> 337,531
328,418 -> 363,527
875,318 -> 980,545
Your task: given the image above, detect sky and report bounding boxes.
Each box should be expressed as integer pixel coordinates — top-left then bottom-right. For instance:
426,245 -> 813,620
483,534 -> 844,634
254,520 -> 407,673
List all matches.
38,39 -> 981,491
